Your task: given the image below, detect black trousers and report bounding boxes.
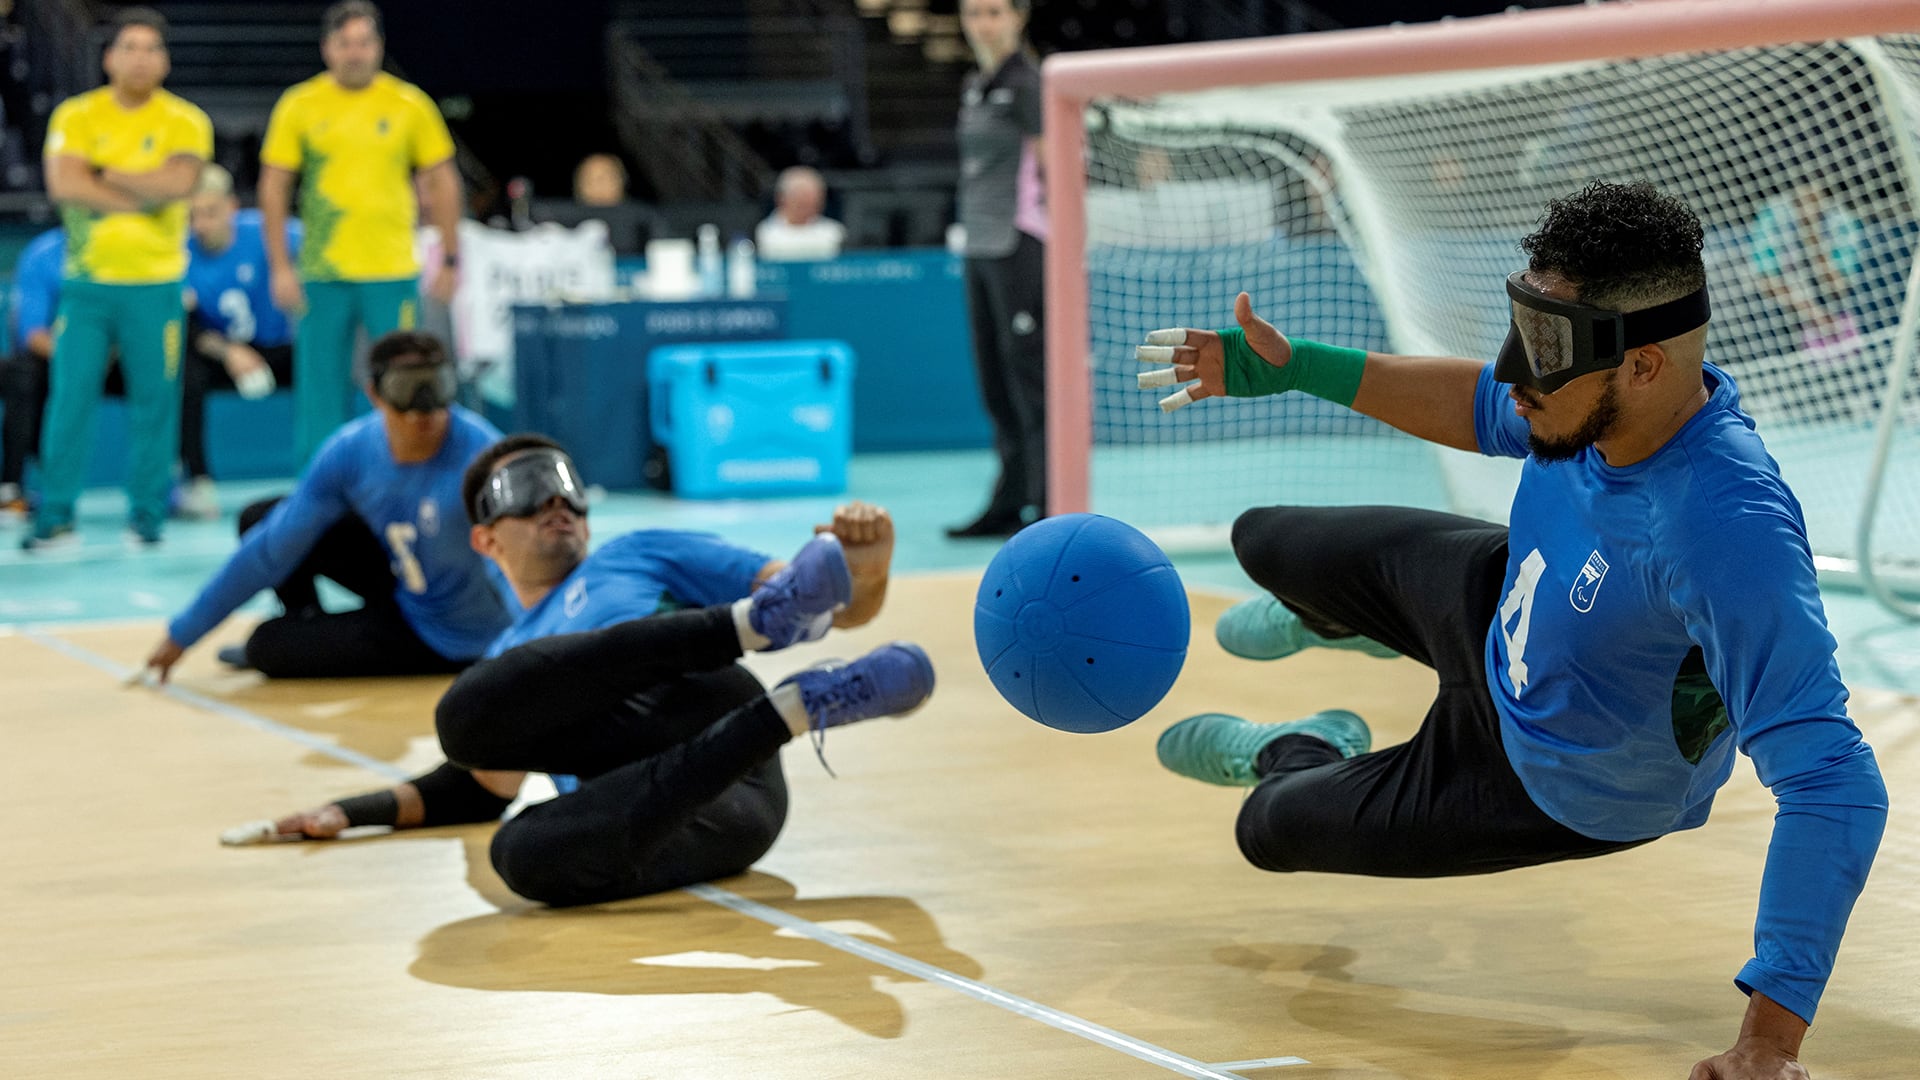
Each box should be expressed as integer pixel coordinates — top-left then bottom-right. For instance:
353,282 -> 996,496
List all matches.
435,606 -> 791,907
236,496 -> 466,679
181,340 -> 295,480
1229,505 -> 1650,876
964,231 -> 1048,518
1,351 -> 125,487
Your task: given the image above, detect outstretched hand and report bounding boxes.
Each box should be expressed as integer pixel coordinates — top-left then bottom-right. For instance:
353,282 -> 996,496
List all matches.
1136,292 -> 1292,411
219,803 -> 350,846
818,500 -> 893,628
141,637 -> 187,685
1688,1041 -> 1808,1080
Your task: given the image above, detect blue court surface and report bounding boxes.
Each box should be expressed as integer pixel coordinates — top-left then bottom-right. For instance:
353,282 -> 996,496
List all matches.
3,445 -> 1918,697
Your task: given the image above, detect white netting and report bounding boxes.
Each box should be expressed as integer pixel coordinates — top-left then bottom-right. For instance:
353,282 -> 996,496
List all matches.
1075,34 -> 1920,586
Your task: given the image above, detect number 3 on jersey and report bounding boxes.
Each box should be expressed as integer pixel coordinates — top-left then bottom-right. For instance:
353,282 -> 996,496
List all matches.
1499,548 -> 1547,694
386,522 -> 428,594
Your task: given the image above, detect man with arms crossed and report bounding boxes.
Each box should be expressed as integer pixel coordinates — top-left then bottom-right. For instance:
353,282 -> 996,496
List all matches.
1141,181 -> 1884,1080
28,7 -> 210,549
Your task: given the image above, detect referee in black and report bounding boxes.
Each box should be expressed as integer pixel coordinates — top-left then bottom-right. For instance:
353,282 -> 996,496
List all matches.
949,0 -> 1048,538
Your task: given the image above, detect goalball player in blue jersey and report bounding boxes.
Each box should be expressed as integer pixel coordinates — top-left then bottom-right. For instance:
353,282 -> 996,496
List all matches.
221,435 -> 934,907
143,330 -> 510,680
1137,181 -> 1884,1080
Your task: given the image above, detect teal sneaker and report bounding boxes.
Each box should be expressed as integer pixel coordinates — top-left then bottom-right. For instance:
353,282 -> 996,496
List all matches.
1215,595 -> 1399,661
1156,709 -> 1371,786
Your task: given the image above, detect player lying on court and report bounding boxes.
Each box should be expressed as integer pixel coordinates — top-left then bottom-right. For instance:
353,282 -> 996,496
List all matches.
223,435 -> 936,906
1135,181 -> 1884,1080
143,330 -> 510,681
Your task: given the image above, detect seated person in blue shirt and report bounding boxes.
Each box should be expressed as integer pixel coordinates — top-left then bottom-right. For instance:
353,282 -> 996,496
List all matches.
143,330 -> 510,680
1135,181 -> 1884,1080
1,228 -> 64,518
176,163 -> 301,519
1,228 -> 131,519
222,434 -> 934,908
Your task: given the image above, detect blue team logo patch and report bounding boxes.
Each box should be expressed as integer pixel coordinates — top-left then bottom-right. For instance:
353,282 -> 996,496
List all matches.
417,497 -> 440,538
563,576 -> 589,618
1570,550 -> 1609,613
237,264 -> 254,284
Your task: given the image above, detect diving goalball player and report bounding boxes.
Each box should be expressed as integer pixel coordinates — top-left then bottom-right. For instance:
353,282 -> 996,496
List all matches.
223,437 -> 936,907
1137,180 -> 1883,1080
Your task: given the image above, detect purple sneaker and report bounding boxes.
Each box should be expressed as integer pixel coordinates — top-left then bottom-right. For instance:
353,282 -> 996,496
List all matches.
749,533 -> 853,650
780,642 -> 936,732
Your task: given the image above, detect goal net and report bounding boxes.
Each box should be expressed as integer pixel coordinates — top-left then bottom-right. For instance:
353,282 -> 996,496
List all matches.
1042,0 -> 1920,610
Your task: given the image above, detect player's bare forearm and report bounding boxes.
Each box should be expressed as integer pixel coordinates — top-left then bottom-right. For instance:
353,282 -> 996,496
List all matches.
1689,992 -> 1809,1079
1348,352 -> 1487,453
258,167 -> 297,268
100,155 -> 203,204
46,155 -> 143,214
420,159 -> 464,260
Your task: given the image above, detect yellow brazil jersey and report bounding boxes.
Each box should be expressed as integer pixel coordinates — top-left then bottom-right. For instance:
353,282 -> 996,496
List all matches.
43,88 -> 213,285
261,72 -> 455,282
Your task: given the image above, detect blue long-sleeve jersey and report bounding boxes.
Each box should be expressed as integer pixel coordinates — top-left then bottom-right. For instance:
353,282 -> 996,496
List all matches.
485,530 -> 770,658
169,407 -> 511,659
8,229 -> 63,353
1472,361 -> 1886,1023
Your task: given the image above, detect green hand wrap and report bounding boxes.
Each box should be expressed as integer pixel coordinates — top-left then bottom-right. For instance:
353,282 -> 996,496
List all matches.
1218,327 -> 1368,407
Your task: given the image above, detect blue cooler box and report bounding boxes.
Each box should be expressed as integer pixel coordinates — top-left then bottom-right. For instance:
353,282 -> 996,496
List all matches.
647,340 -> 855,498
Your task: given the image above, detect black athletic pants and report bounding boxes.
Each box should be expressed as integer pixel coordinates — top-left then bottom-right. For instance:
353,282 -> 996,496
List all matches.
1229,505 -> 1650,876
1,351 -> 125,487
236,496 -> 467,678
964,231 -> 1047,520
436,605 -> 791,907
181,339 -> 295,480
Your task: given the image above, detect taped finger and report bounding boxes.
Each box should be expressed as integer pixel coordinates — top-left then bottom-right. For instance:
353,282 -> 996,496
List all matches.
1144,328 -> 1190,347
1136,345 -> 1178,363
1159,387 -> 1197,412
219,819 -> 301,846
1137,366 -> 1179,389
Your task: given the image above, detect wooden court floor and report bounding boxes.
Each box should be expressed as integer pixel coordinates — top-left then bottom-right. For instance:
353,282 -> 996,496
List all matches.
3,574 -> 1916,1078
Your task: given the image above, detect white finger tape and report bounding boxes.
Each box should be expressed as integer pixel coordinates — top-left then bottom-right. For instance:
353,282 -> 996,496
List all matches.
220,819 -> 295,847
1137,367 -> 1178,389
1144,328 -> 1188,346
1135,345 -> 1177,363
1159,388 -> 1195,412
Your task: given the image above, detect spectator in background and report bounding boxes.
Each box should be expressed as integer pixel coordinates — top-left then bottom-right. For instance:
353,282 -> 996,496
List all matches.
1750,180 -> 1865,361
573,152 -> 628,208
259,0 -> 463,467
0,226 -> 62,519
178,164 -> 301,519
29,7 -> 209,550
541,151 -> 650,255
948,0 -> 1047,539
755,166 -> 846,261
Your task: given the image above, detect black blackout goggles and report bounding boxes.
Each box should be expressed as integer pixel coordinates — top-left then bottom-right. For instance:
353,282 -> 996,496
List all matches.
373,358 -> 459,413
1494,271 -> 1710,394
471,448 -> 589,525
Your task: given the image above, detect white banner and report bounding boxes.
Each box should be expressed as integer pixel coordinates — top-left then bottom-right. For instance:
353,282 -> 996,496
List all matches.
427,220 -> 619,405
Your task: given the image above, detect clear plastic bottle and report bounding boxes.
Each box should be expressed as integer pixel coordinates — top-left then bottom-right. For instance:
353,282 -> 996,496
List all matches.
696,224 -> 724,298
726,234 -> 757,298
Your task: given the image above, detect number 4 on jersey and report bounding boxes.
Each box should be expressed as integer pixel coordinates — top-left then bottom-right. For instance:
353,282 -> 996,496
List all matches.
1499,548 -> 1547,694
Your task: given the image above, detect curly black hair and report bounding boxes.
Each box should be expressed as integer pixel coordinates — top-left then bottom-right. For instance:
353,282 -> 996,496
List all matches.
1519,180 -> 1705,311
462,433 -> 568,525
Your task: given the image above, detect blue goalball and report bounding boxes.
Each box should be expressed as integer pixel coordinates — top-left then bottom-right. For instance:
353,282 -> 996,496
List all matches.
973,513 -> 1190,733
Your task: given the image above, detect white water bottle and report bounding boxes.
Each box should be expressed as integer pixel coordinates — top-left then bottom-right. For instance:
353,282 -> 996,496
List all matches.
726,235 -> 757,298
696,224 -> 724,298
